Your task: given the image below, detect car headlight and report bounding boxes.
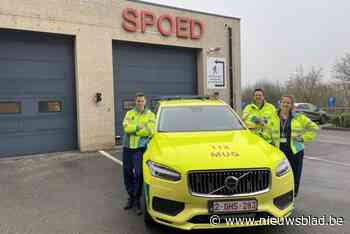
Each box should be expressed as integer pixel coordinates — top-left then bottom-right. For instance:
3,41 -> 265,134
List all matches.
276,158 -> 290,177
147,160 -> 181,181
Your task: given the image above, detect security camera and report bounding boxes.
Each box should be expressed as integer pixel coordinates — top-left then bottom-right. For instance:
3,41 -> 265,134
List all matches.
224,23 -> 229,28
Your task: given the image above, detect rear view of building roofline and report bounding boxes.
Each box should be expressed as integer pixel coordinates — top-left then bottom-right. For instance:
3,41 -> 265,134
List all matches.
0,0 -> 241,157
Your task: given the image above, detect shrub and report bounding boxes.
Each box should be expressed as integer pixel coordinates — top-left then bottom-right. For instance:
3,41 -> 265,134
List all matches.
330,114 -> 342,127
341,113 -> 350,128
328,112 -> 350,128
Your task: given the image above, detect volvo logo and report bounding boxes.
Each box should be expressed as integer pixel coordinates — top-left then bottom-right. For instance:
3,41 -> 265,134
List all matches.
208,172 -> 252,195
224,176 -> 239,190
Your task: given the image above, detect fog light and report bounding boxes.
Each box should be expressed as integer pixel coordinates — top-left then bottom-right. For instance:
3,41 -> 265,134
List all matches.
273,190 -> 294,210
152,197 -> 185,216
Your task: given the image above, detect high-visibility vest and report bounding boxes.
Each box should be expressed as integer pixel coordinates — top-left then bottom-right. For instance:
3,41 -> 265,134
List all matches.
271,112 -> 319,154
122,108 -> 156,149
242,101 -> 277,144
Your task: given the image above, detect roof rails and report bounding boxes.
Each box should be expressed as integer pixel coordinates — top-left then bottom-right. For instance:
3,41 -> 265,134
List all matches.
151,95 -> 212,101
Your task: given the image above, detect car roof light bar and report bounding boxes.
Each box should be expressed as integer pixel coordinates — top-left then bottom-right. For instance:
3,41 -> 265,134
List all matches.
151,95 -> 212,101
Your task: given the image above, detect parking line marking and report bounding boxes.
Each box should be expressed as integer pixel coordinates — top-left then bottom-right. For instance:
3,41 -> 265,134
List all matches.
305,156 -> 350,167
99,150 -> 123,166
314,139 -> 350,146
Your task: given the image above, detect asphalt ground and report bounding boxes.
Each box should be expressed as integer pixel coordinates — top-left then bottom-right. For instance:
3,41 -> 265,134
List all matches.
0,129 -> 349,234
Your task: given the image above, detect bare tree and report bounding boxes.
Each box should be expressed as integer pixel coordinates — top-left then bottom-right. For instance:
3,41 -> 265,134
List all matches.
333,53 -> 350,106
242,79 -> 284,108
286,66 -> 323,105
334,53 -> 350,81
328,82 -> 348,107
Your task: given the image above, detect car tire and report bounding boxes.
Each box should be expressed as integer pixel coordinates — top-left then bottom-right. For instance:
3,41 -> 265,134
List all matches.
320,115 -> 327,124
143,193 -> 156,228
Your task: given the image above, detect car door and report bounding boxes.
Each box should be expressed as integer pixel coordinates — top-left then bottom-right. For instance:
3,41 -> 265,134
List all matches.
296,104 -> 313,121
303,104 -> 319,121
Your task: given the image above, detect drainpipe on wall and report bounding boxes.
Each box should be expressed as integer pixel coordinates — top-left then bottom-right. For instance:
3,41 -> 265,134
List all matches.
227,26 -> 234,109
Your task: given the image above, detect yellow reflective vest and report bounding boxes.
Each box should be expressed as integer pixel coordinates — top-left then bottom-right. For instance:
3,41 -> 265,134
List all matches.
271,112 -> 319,154
122,108 -> 156,149
242,101 -> 277,144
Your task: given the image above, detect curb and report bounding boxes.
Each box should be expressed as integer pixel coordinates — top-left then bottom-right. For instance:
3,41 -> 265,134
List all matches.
321,126 -> 350,132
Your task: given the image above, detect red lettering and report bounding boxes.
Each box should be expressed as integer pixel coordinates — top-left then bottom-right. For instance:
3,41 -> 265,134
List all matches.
122,8 -> 139,32
190,19 -> 204,39
141,10 -> 155,33
121,7 -> 204,40
176,17 -> 190,39
157,14 -> 174,37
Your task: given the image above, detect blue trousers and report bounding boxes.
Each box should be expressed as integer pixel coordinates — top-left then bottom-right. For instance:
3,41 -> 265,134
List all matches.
280,147 -> 304,197
122,147 -> 145,201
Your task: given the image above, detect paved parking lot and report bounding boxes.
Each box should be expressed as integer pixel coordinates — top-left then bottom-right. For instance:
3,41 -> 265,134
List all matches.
0,129 -> 349,234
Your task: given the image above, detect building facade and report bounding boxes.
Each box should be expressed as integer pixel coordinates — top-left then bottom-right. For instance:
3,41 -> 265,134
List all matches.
0,0 -> 241,157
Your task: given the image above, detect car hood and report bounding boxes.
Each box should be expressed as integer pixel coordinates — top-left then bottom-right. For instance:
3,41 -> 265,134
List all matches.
148,130 -> 283,171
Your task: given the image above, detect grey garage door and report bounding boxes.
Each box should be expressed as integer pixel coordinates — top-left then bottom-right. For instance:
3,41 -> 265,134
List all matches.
0,29 -> 77,157
113,42 -> 197,139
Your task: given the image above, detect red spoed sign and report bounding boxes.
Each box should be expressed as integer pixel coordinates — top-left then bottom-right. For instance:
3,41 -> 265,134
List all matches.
122,7 -> 204,40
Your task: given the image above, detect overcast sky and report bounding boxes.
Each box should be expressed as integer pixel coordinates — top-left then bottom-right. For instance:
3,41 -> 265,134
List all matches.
144,0 -> 350,87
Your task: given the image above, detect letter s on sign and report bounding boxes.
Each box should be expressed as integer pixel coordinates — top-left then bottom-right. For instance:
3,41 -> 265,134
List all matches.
122,8 -> 139,32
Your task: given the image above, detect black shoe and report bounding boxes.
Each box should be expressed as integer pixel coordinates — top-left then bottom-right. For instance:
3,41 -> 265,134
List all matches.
124,198 -> 134,210
135,201 -> 142,216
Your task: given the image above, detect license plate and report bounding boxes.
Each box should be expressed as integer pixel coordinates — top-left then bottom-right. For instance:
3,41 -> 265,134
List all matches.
208,199 -> 257,214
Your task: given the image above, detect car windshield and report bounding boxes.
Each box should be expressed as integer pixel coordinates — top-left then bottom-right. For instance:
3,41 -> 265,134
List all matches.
158,105 -> 244,132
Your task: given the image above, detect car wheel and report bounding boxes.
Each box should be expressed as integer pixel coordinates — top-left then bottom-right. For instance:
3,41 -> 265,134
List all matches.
320,115 -> 327,124
143,193 -> 156,227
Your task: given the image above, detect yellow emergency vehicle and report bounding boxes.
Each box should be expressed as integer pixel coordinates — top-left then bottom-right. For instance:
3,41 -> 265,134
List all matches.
143,96 -> 294,230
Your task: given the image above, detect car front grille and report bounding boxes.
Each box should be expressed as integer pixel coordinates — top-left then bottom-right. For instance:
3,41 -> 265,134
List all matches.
188,169 -> 270,197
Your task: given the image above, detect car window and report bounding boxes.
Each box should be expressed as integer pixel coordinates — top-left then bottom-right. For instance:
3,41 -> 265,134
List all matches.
297,104 -> 309,110
308,104 -> 317,111
158,105 -> 244,132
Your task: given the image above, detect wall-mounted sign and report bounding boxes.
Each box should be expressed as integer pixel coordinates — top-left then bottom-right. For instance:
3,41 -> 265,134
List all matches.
122,7 -> 204,40
328,96 -> 336,108
207,57 -> 226,89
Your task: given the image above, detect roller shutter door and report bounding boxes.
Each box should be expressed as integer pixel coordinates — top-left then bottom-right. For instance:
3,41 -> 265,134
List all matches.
113,42 -> 197,139
0,29 -> 77,157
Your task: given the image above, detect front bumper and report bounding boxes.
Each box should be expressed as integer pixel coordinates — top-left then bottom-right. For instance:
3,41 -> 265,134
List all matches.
144,171 -> 294,230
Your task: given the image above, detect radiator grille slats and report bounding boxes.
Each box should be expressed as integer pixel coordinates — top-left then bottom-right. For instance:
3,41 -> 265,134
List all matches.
188,169 -> 270,196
